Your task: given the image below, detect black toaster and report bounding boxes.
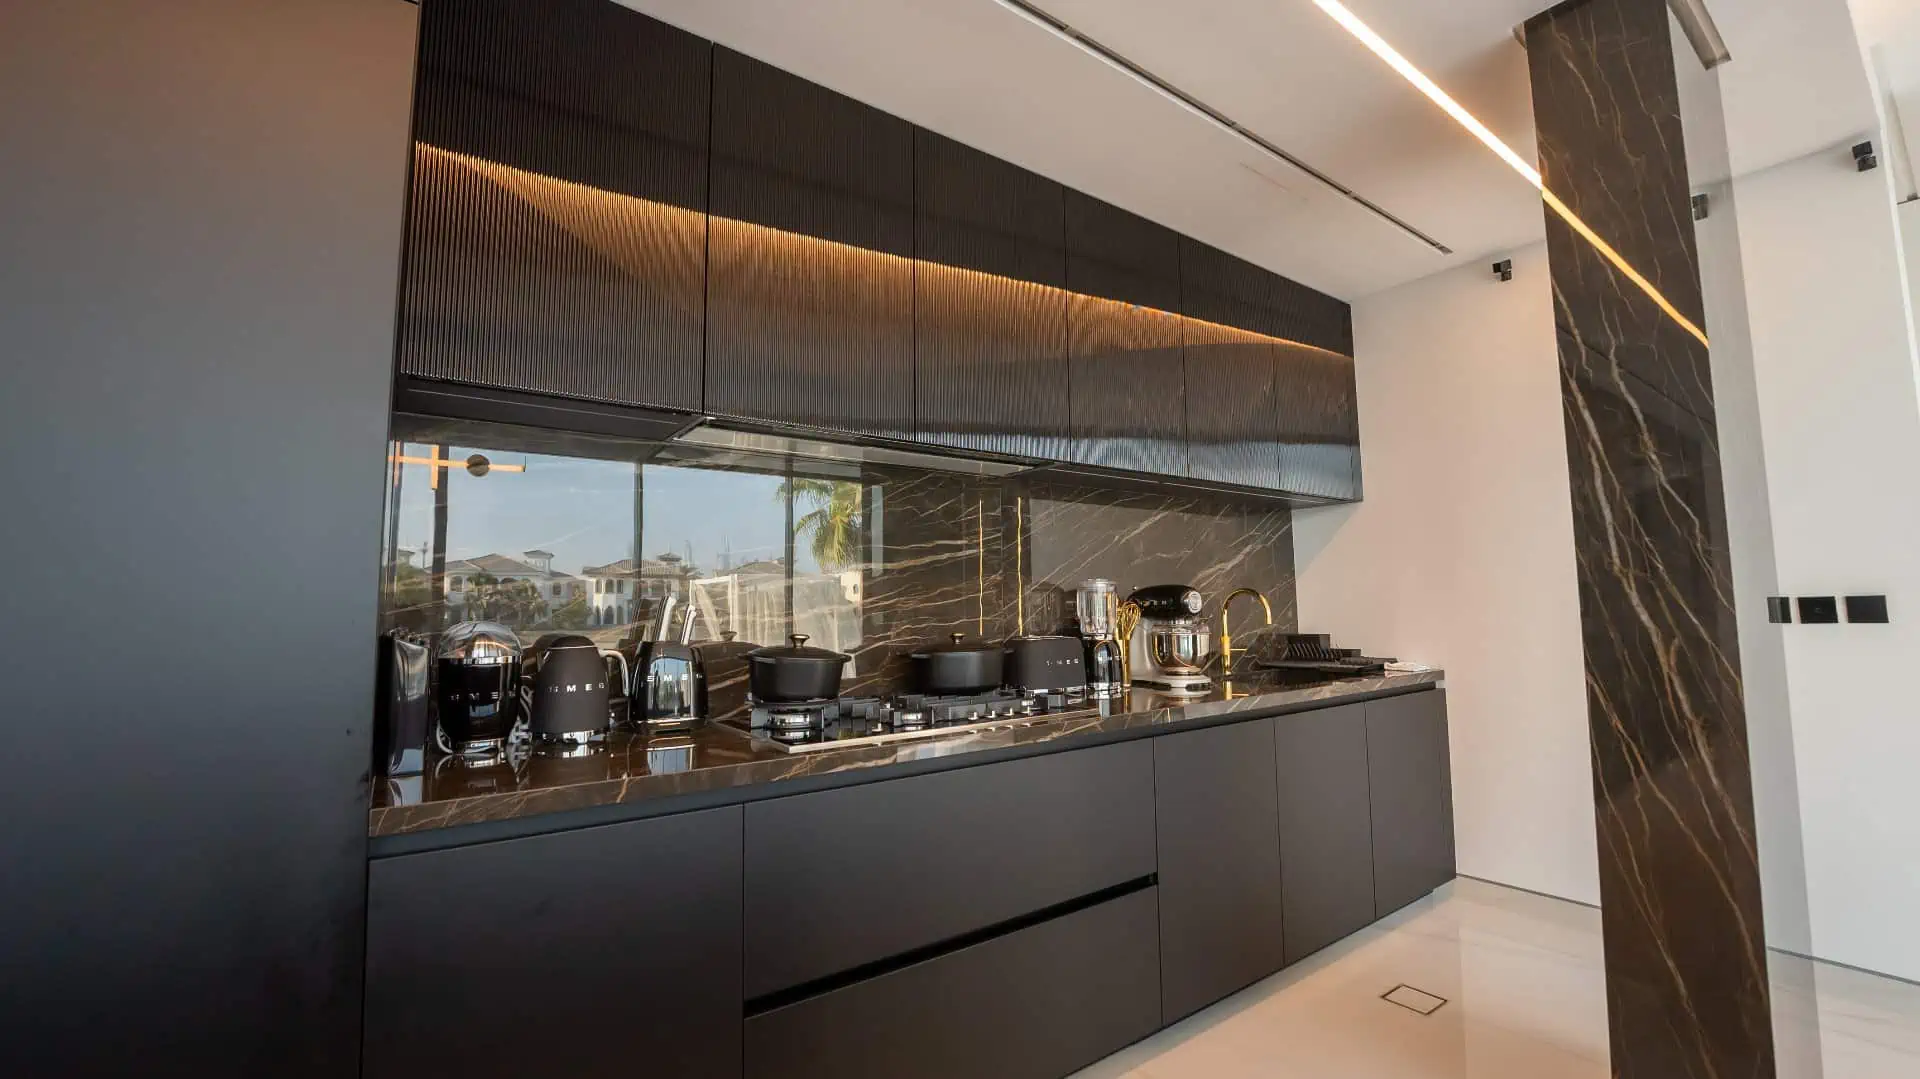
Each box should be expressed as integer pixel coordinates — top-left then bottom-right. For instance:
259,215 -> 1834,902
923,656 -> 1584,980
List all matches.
1003,635 -> 1088,694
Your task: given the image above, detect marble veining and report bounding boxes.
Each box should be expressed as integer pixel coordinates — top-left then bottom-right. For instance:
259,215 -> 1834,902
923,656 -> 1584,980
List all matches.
368,671 -> 1440,837
383,418 -> 1299,706
1526,1 -> 1774,1077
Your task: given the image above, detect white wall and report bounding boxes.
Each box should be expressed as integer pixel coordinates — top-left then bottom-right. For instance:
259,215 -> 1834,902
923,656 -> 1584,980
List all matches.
1694,173 -> 1814,955
1294,243 -> 1601,906
1732,144 -> 1920,981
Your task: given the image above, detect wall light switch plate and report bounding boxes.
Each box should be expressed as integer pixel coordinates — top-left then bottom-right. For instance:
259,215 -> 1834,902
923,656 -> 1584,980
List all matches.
1767,597 -> 1792,624
1798,596 -> 1840,624
1845,595 -> 1890,623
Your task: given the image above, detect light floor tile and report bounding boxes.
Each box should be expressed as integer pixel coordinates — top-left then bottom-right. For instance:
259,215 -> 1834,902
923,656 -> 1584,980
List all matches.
1070,879 -> 1920,1079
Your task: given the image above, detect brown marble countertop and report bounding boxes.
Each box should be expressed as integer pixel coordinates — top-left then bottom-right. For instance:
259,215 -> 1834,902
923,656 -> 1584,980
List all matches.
370,669 -> 1444,844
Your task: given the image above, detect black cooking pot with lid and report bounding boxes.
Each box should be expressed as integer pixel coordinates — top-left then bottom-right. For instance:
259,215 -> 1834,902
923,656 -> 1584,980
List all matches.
747,634 -> 851,702
910,633 -> 1006,695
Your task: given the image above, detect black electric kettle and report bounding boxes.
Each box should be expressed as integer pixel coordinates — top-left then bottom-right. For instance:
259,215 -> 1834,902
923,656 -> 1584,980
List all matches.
519,634 -> 610,749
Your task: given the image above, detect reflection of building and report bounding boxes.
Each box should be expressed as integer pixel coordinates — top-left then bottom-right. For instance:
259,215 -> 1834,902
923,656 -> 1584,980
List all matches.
443,549 -> 583,613
687,559 -> 862,660
580,553 -> 700,626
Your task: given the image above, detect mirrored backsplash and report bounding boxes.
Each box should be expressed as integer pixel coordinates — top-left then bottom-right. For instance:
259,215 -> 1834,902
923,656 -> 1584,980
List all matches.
381,415 -> 1297,697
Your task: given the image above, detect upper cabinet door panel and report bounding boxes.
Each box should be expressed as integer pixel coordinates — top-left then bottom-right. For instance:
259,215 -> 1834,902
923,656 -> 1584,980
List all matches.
400,0 -> 710,411
914,130 -> 1069,458
1180,241 -> 1281,489
1269,273 -> 1356,357
1183,319 -> 1280,489
1275,346 -> 1362,500
706,49 -> 915,436
1180,239 -> 1285,341
1064,193 -> 1187,476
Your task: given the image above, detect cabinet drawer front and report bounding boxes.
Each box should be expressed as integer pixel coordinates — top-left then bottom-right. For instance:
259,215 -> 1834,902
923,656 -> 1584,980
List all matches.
364,807 -> 743,1079
746,887 -> 1162,1079
744,740 -> 1156,997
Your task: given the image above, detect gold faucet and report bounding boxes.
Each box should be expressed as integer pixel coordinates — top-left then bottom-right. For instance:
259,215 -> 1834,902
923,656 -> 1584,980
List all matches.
1115,600 -> 1142,687
1219,588 -> 1273,674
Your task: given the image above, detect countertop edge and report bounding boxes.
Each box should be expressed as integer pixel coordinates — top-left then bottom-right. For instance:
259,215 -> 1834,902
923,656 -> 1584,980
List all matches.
368,672 -> 1444,856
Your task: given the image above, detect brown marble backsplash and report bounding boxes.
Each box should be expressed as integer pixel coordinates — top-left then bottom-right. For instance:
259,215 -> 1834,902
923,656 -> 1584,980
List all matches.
380,417 -> 1297,701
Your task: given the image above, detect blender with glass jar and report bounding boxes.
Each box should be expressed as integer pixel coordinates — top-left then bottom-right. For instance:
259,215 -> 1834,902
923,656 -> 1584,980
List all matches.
1075,579 -> 1126,700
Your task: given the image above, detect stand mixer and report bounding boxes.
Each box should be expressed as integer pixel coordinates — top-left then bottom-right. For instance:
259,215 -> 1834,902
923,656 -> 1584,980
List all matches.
1124,585 -> 1214,695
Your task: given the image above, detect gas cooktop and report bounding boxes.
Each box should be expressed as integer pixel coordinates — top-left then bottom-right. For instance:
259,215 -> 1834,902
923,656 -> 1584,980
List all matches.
737,689 -> 1100,753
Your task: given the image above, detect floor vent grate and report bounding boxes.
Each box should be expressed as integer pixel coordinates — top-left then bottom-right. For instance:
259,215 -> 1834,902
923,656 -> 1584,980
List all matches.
1381,984 -> 1448,1015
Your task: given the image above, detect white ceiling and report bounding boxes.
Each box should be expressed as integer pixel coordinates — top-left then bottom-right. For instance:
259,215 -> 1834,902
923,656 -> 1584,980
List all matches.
617,0 -> 1547,301
1712,0 -> 1882,178
613,0 -> 1906,301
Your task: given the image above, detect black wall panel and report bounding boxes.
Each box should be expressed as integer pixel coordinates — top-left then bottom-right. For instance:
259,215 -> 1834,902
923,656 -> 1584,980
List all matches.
1064,192 -> 1188,475
400,0 -> 710,410
706,48 -> 915,435
914,130 -> 1070,457
0,1 -> 416,1075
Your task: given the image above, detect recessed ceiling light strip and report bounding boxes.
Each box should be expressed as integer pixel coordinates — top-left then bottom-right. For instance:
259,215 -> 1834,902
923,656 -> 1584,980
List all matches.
1313,0 -> 1709,347
991,0 -> 1453,255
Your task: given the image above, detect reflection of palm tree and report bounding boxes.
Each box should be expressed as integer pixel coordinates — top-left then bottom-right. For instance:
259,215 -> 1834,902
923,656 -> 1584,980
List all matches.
778,479 -> 863,570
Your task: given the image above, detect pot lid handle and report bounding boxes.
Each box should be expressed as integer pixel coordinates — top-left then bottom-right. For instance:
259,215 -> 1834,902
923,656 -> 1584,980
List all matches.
789,634 -> 809,647
951,633 -> 965,644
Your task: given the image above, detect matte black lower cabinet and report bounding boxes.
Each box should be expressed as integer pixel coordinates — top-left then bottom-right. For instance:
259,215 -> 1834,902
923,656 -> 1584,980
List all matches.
745,887 -> 1162,1079
1366,690 -> 1458,915
743,741 -> 1156,998
1274,703 -> 1378,963
362,807 -> 744,1079
1153,717 -> 1286,1021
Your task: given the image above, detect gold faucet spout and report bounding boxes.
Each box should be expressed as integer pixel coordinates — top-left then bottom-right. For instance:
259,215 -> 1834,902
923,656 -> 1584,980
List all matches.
1219,588 -> 1274,673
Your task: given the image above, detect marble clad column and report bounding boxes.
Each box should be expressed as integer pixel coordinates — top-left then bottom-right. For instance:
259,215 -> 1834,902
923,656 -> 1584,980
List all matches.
1525,2 -> 1776,1077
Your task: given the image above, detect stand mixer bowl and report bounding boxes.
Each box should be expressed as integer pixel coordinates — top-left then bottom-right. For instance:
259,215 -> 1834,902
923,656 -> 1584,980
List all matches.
1146,621 -> 1211,675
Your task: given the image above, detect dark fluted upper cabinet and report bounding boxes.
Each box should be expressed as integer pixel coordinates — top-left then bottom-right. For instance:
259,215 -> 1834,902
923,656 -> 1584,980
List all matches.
399,0 -> 710,411
1064,193 -> 1188,476
1276,345 -> 1363,501
1267,252 -> 1362,500
913,130 -> 1070,458
1180,238 -> 1360,497
1181,240 -> 1283,489
706,49 -> 915,437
